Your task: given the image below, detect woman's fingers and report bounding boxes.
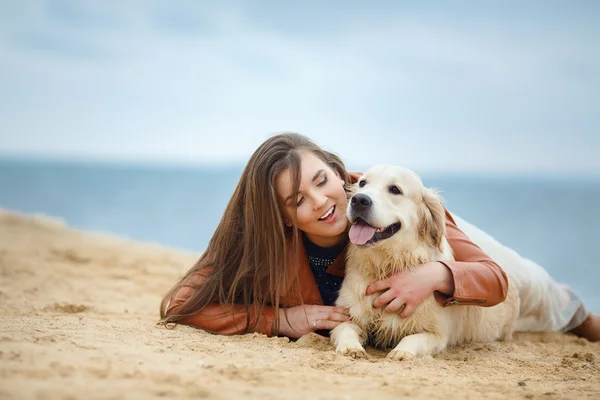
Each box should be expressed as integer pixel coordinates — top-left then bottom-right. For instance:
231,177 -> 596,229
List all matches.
372,289 -> 396,309
314,319 -> 345,331
316,306 -> 351,322
398,303 -> 415,319
365,278 -> 391,296
335,306 -> 351,316
385,297 -> 406,314
315,311 -> 346,323
328,310 -> 351,322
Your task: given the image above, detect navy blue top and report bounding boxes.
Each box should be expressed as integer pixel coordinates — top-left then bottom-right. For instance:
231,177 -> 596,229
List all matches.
302,234 -> 347,306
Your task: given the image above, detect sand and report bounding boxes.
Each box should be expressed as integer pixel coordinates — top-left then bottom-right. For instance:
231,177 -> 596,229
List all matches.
0,209 -> 598,400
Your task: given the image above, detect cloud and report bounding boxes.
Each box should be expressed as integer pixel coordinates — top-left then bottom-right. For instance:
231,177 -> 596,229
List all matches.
0,1 -> 599,174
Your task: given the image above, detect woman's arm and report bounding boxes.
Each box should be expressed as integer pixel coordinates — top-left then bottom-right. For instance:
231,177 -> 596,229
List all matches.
164,270 -> 351,337
435,210 -> 509,307
164,270 -> 276,336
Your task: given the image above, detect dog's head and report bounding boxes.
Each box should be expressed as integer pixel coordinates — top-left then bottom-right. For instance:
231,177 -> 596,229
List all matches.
347,165 -> 446,252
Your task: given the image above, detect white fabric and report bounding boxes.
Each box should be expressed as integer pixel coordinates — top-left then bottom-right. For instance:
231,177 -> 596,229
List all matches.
451,213 -> 587,333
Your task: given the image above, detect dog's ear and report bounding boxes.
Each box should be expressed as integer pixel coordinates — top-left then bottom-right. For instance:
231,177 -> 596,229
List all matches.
418,188 -> 446,251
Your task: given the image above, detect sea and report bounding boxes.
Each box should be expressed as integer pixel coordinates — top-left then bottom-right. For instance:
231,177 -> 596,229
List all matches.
1,158 -> 598,312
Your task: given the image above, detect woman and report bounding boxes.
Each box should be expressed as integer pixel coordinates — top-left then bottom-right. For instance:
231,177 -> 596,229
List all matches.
160,133 -> 599,341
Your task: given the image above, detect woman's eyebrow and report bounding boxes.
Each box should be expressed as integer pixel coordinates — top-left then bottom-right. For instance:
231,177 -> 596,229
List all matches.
312,169 -> 325,182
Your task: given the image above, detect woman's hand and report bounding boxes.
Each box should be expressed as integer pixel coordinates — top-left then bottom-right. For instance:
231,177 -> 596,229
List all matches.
365,261 -> 455,318
277,305 -> 351,339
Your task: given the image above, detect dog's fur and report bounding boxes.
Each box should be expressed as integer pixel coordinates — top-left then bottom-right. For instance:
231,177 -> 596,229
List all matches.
330,165 -> 519,360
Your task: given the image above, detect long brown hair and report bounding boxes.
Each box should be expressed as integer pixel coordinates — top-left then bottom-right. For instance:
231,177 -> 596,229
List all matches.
159,133 -> 350,335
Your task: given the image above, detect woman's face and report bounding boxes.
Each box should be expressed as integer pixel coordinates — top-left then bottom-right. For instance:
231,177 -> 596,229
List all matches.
276,151 -> 349,248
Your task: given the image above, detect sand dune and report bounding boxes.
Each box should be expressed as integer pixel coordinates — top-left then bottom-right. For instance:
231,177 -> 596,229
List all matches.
0,209 -> 598,399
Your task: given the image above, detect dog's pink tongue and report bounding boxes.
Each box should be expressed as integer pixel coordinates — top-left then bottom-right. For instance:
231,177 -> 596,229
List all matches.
349,223 -> 377,245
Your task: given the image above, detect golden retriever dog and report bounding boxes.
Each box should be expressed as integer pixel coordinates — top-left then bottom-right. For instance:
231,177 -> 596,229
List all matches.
330,165 -> 519,360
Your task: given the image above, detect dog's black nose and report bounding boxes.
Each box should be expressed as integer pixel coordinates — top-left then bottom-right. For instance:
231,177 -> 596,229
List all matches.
351,193 -> 372,210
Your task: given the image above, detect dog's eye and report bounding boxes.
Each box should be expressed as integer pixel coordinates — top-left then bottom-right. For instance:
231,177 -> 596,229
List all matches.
389,185 -> 402,195
358,180 -> 367,188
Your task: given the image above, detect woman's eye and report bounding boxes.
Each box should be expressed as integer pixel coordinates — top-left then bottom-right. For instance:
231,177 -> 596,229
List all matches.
389,185 -> 402,195
296,197 -> 305,207
317,176 -> 328,187
359,180 -> 366,188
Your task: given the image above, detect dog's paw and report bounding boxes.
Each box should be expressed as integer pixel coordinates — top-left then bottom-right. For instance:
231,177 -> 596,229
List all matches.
336,344 -> 368,359
386,349 -> 415,361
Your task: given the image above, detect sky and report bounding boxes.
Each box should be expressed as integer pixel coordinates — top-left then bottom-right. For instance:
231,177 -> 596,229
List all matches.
0,1 -> 599,175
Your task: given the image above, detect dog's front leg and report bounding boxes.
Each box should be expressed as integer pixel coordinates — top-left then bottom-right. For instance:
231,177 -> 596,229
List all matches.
387,332 -> 447,361
330,322 -> 368,359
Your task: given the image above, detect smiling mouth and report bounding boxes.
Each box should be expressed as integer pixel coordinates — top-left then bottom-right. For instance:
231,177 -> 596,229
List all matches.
318,206 -> 335,221
348,218 -> 401,246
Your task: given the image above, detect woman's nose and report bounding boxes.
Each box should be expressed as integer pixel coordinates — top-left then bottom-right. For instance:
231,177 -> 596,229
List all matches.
313,193 -> 328,210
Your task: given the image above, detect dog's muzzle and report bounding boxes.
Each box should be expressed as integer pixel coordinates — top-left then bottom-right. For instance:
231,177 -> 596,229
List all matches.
348,193 -> 401,246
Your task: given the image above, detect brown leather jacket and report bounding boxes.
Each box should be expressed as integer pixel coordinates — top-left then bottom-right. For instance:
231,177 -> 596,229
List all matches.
165,210 -> 509,337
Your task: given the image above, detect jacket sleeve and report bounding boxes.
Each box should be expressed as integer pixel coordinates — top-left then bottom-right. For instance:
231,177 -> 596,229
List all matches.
166,269 -> 276,336
434,210 -> 509,307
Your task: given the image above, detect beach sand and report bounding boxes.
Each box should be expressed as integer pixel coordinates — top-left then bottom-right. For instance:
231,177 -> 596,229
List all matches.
1,209 -> 598,400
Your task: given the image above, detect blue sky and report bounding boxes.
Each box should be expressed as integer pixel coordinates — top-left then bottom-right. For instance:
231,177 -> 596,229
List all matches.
0,1 -> 599,175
